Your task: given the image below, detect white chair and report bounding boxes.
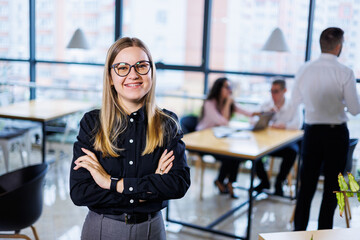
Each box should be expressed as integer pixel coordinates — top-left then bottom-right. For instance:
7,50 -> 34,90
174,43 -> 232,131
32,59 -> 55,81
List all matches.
0,128 -> 28,172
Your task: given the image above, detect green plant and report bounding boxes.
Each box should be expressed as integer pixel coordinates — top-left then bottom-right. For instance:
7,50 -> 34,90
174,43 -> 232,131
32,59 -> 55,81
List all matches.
336,173 -> 360,216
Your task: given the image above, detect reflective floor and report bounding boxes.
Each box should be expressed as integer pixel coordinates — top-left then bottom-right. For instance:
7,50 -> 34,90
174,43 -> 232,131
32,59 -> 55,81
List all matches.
1,144 -> 360,240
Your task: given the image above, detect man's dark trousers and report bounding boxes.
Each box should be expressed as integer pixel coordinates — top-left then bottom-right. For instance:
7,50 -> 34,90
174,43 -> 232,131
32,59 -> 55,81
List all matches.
294,123 -> 349,230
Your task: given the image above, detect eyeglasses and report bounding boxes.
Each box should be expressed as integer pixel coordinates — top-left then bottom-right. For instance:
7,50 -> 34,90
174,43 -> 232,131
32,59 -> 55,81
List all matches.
223,85 -> 232,90
270,89 -> 283,94
110,60 -> 152,77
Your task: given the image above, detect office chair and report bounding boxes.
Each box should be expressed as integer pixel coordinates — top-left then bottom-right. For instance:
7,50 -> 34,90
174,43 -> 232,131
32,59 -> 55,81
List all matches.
180,115 -> 198,134
0,128 -> 29,173
0,163 -> 49,240
180,115 -> 208,199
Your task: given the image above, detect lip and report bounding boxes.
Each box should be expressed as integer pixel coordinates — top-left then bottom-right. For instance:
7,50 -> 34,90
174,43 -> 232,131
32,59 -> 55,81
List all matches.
124,82 -> 143,88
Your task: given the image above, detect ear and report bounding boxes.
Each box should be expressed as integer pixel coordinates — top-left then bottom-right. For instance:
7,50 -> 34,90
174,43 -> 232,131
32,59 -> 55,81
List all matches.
283,88 -> 287,93
335,43 -> 342,53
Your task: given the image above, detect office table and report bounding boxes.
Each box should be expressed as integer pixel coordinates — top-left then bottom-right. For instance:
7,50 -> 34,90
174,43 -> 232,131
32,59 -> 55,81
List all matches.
259,227 -> 360,240
166,127 -> 303,240
0,99 -> 95,163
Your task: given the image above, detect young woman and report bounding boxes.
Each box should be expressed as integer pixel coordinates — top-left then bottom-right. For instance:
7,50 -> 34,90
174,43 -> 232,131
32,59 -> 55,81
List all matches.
70,37 -> 190,240
196,77 -> 253,198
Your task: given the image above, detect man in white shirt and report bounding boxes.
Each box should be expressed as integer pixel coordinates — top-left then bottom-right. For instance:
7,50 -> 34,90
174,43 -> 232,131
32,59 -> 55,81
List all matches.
254,78 -> 302,196
292,27 -> 360,231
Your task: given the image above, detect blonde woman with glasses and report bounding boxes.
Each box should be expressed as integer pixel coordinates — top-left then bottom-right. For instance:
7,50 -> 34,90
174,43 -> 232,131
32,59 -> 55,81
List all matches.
70,37 -> 190,240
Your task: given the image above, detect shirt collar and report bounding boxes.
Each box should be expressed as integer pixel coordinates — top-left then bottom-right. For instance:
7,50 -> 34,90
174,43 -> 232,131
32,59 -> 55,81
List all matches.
129,105 -> 146,122
320,53 -> 338,61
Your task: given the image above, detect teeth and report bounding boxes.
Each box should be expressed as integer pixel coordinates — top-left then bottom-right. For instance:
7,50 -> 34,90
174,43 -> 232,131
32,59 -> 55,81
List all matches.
126,83 -> 141,87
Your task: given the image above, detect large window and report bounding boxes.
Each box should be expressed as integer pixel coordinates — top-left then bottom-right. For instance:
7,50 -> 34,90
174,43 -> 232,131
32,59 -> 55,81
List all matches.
122,0 -> 204,66
312,0 -> 360,78
35,63 -> 103,101
0,0 -> 29,59
1,0 -> 360,105
35,0 -> 115,64
210,0 -> 310,75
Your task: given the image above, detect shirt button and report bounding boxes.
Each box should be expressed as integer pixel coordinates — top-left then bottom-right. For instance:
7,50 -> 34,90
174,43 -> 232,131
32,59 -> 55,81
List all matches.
130,118 -> 134,122
130,199 -> 134,204
133,112 -> 137,115
129,139 -> 134,143
129,161 -> 133,165
129,187 -> 133,191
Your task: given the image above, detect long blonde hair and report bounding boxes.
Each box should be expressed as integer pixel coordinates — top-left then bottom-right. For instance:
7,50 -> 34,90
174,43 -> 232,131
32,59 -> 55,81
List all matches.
94,37 -> 178,157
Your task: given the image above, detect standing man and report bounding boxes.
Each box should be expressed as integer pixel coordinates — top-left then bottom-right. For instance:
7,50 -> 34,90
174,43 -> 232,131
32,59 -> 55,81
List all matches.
292,27 -> 360,230
254,78 -> 302,196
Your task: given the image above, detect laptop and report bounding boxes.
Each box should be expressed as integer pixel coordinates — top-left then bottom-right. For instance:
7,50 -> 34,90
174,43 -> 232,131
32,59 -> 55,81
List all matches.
212,111 -> 274,138
246,111 -> 275,131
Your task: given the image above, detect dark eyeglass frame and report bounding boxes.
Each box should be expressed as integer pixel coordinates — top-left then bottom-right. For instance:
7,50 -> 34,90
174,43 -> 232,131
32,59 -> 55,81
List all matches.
270,88 -> 285,94
110,60 -> 152,77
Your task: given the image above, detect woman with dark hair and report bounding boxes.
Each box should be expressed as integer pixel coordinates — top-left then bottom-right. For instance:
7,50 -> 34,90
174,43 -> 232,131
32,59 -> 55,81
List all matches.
196,77 -> 253,198
70,37 -> 190,240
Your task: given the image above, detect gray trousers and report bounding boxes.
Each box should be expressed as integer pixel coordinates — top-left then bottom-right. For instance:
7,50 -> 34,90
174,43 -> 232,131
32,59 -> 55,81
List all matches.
81,210 -> 166,240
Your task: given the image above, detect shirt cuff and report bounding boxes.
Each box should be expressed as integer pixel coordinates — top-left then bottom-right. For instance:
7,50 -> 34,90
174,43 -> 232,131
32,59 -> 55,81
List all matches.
122,178 -> 138,195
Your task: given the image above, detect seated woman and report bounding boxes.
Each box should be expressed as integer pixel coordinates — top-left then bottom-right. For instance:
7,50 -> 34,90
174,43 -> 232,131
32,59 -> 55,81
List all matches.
196,77 -> 253,198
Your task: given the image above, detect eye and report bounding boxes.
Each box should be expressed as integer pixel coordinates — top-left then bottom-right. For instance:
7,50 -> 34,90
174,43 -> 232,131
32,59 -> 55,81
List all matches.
117,66 -> 129,71
137,62 -> 149,69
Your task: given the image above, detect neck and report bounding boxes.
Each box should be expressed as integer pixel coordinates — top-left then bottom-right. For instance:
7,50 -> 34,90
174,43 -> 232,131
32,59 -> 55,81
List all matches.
275,98 -> 285,109
120,100 -> 144,115
322,48 -> 339,57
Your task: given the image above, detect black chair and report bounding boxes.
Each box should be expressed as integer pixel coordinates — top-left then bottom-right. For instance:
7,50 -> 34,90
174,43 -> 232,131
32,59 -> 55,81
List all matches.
0,163 -> 48,240
180,115 -> 198,134
344,138 -> 358,174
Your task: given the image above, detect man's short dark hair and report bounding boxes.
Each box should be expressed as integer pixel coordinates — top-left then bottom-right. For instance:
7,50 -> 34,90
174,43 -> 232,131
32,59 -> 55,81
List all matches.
320,27 -> 344,52
272,77 -> 286,89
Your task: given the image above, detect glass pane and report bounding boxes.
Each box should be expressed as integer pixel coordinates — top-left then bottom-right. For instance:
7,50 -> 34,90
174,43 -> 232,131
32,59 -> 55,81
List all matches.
0,61 -> 30,103
312,0 -> 360,78
36,63 -> 103,102
207,73 -> 296,111
36,0 -> 115,63
210,0 -> 310,74
156,70 -> 204,116
0,0 -> 29,59
122,0 -> 204,66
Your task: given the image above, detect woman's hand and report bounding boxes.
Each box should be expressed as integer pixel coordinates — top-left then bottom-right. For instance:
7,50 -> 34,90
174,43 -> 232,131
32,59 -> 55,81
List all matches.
73,148 -> 111,189
156,149 -> 174,175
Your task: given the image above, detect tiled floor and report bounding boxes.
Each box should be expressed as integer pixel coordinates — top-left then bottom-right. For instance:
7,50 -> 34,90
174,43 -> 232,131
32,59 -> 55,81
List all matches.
1,144 -> 360,240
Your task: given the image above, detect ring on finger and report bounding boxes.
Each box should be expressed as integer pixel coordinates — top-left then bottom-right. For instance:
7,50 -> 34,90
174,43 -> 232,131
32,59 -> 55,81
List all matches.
160,169 -> 164,174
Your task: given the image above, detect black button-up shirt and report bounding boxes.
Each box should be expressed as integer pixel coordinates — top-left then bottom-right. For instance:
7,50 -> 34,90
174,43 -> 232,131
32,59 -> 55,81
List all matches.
70,107 -> 190,215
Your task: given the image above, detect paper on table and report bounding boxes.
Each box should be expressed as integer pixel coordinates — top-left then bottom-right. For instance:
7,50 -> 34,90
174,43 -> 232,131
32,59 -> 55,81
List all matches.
212,126 -> 251,139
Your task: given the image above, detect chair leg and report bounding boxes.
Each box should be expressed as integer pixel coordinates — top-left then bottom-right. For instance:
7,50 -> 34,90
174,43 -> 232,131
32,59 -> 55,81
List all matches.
0,141 -> 10,172
287,173 -> 293,197
267,156 -> 275,180
199,158 -> 205,201
31,225 -> 40,240
287,160 -> 298,198
0,233 -> 32,240
289,205 -> 295,223
193,153 -> 201,182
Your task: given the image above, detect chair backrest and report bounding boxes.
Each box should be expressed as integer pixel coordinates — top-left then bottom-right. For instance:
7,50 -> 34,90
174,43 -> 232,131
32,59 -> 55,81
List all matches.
344,138 -> 358,174
180,115 -> 198,134
0,163 -> 48,231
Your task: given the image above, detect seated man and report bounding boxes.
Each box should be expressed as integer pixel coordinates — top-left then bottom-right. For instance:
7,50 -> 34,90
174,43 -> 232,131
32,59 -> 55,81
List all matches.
254,78 -> 302,196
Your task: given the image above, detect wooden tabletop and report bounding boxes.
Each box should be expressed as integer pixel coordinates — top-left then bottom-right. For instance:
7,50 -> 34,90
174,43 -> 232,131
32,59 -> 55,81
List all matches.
258,228 -> 360,240
183,127 -> 303,160
0,99 -> 95,122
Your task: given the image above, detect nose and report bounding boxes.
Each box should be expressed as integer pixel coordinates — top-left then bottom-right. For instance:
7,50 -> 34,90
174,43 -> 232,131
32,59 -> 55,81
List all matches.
127,66 -> 139,79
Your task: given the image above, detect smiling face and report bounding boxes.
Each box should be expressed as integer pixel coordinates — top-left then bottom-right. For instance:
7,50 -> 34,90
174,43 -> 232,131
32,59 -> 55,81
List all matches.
110,46 -> 152,113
